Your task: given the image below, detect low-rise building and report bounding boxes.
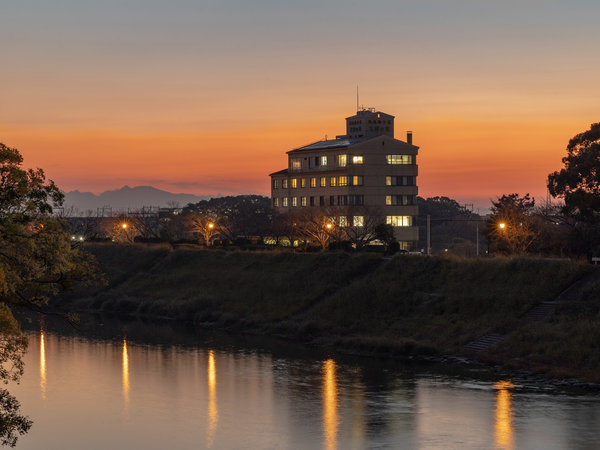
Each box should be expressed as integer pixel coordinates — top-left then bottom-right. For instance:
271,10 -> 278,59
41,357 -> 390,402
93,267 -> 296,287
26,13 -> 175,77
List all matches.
269,108 -> 419,249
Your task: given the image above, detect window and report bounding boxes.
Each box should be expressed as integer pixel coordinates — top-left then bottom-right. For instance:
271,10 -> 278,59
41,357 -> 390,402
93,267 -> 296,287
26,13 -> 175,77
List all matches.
291,178 -> 298,189
353,216 -> 364,227
282,179 -> 289,189
338,216 -> 347,227
386,176 -> 415,186
386,216 -> 413,227
273,198 -> 279,207
273,179 -> 280,189
386,195 -> 416,206
338,154 -> 347,167
282,197 -> 288,207
301,196 -> 307,207
310,196 -> 315,206
386,154 -> 413,165
351,176 -> 363,186
310,177 -> 316,188
329,196 -> 335,206
330,177 -> 337,187
338,176 -> 348,187
320,156 -> 328,167
349,195 -> 364,205
352,155 -> 363,164
292,197 -> 298,207
337,195 -> 348,206
291,158 -> 302,170
319,196 -> 325,206
301,178 -> 306,188
320,177 -> 326,187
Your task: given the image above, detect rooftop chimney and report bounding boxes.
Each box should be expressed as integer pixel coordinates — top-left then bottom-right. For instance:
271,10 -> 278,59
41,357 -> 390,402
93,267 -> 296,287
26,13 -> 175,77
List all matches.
407,131 -> 413,145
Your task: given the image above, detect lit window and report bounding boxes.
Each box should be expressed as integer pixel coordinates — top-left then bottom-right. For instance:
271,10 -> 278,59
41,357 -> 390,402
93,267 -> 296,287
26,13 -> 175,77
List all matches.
338,216 -> 347,227
330,177 -> 337,187
386,195 -> 415,205
338,154 -> 347,167
292,197 -> 298,207
386,216 -> 412,227
273,198 -> 279,207
352,176 -> 363,186
338,176 -> 348,187
301,196 -> 307,207
273,179 -> 280,189
291,158 -> 302,170
291,178 -> 298,189
320,156 -> 328,166
352,155 -> 363,164
301,178 -> 306,188
386,154 -> 413,165
282,197 -> 289,207
386,195 -> 392,205
320,177 -> 326,187
386,176 -> 415,186
282,179 -> 289,189
353,216 -> 364,227
310,177 -> 316,188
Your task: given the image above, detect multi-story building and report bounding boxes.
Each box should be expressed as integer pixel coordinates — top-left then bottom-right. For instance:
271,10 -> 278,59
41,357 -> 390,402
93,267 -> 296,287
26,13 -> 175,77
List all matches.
269,108 -> 419,248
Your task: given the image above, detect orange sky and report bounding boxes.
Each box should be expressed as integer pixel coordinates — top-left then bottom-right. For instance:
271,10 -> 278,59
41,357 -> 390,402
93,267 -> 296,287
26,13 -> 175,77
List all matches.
1,1 -> 599,209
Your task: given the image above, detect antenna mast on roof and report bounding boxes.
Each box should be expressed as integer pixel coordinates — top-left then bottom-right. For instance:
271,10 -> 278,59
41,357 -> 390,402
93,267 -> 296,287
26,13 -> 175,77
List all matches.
356,85 -> 359,112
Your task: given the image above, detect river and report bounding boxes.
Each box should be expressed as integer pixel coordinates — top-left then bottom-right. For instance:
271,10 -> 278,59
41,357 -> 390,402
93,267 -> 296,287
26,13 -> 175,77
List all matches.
9,315 -> 600,449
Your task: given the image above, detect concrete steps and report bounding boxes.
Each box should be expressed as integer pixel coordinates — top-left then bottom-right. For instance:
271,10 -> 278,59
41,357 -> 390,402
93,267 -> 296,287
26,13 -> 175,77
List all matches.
463,333 -> 506,353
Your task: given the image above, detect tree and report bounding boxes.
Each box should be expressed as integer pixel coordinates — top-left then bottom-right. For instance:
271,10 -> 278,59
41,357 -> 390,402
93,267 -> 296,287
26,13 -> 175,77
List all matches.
293,210 -> 334,250
484,193 -> 540,254
548,123 -> 600,224
187,211 -> 219,246
0,143 -> 98,445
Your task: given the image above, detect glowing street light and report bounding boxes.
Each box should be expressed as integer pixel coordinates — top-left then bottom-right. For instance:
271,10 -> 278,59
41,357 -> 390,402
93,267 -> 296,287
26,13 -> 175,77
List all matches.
122,223 -> 128,229
499,223 -> 506,230
326,223 -> 333,230
208,223 -> 214,229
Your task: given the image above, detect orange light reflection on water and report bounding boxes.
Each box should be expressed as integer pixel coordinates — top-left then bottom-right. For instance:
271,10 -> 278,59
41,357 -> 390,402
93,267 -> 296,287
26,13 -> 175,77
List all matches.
494,380 -> 514,450
207,350 -> 218,448
122,339 -> 129,409
322,359 -> 338,450
40,331 -> 46,400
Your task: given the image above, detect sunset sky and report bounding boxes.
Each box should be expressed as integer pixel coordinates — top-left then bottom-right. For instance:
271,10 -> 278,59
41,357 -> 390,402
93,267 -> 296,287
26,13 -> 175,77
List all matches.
2,1 -> 599,209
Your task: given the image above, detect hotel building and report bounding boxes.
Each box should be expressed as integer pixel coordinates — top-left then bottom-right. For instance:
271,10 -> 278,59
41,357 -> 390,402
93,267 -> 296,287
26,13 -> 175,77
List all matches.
269,108 -> 419,248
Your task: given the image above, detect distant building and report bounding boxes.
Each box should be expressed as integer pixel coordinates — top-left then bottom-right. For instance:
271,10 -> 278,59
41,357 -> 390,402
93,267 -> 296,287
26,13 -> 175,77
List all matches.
269,108 -> 419,249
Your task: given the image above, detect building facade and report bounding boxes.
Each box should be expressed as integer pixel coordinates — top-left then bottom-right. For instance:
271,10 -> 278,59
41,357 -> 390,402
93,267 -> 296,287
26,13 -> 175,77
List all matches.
269,108 -> 419,248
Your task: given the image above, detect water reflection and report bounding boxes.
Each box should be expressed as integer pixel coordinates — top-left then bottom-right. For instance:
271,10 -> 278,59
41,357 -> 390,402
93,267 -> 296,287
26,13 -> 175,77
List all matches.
322,359 -> 338,450
122,339 -> 129,409
207,350 -> 218,448
494,380 -> 514,450
40,330 -> 46,400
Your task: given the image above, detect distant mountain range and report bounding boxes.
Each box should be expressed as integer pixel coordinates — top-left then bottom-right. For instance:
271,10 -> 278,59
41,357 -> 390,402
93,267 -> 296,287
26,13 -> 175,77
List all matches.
63,186 -> 210,213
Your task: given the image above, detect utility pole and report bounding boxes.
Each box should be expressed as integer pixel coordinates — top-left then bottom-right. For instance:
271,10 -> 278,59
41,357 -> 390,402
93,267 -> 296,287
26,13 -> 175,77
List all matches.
427,214 -> 431,255
476,222 -> 479,256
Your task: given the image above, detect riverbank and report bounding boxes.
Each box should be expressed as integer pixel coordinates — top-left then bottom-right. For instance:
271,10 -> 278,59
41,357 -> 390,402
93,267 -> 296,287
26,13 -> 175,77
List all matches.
52,243 -> 599,381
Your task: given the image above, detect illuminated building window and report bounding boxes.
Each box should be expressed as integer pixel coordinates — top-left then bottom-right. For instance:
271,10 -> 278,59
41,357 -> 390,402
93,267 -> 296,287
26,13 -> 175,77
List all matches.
386,195 -> 415,206
353,216 -> 364,227
351,176 -> 363,186
291,178 -> 298,189
320,177 -> 326,187
282,179 -> 289,189
301,196 -> 307,207
330,177 -> 337,187
386,216 -> 412,227
273,179 -> 280,189
386,176 -> 415,186
352,155 -> 363,164
386,154 -> 413,165
291,158 -> 302,170
320,156 -> 328,166
311,177 -> 317,188
292,197 -> 298,207
338,154 -> 347,167
282,197 -> 289,207
273,198 -> 279,207
338,176 -> 348,187
301,178 -> 306,188
338,216 -> 347,227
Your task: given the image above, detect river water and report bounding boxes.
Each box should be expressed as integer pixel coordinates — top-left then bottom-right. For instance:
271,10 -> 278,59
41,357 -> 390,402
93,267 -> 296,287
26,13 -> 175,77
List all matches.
9,316 -> 600,449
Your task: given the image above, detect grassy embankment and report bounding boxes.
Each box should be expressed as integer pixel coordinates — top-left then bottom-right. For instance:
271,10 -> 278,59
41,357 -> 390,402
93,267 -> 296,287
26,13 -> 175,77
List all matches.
55,243 -> 598,379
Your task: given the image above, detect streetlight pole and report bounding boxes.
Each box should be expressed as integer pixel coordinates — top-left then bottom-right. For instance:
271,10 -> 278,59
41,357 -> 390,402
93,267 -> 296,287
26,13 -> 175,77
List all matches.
427,214 -> 431,255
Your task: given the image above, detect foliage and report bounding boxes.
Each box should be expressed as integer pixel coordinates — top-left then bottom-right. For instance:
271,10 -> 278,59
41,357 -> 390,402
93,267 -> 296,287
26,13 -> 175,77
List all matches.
0,143 -> 99,445
548,123 -> 600,224
484,193 -> 541,254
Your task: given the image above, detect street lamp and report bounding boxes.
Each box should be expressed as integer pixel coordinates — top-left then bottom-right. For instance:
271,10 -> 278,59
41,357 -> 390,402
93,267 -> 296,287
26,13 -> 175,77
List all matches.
208,223 -> 214,229
326,223 -> 333,230
499,222 -> 506,230
122,223 -> 128,229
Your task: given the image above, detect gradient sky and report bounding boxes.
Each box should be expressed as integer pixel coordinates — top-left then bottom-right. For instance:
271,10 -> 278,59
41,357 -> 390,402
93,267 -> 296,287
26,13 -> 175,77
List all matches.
1,1 -> 599,209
